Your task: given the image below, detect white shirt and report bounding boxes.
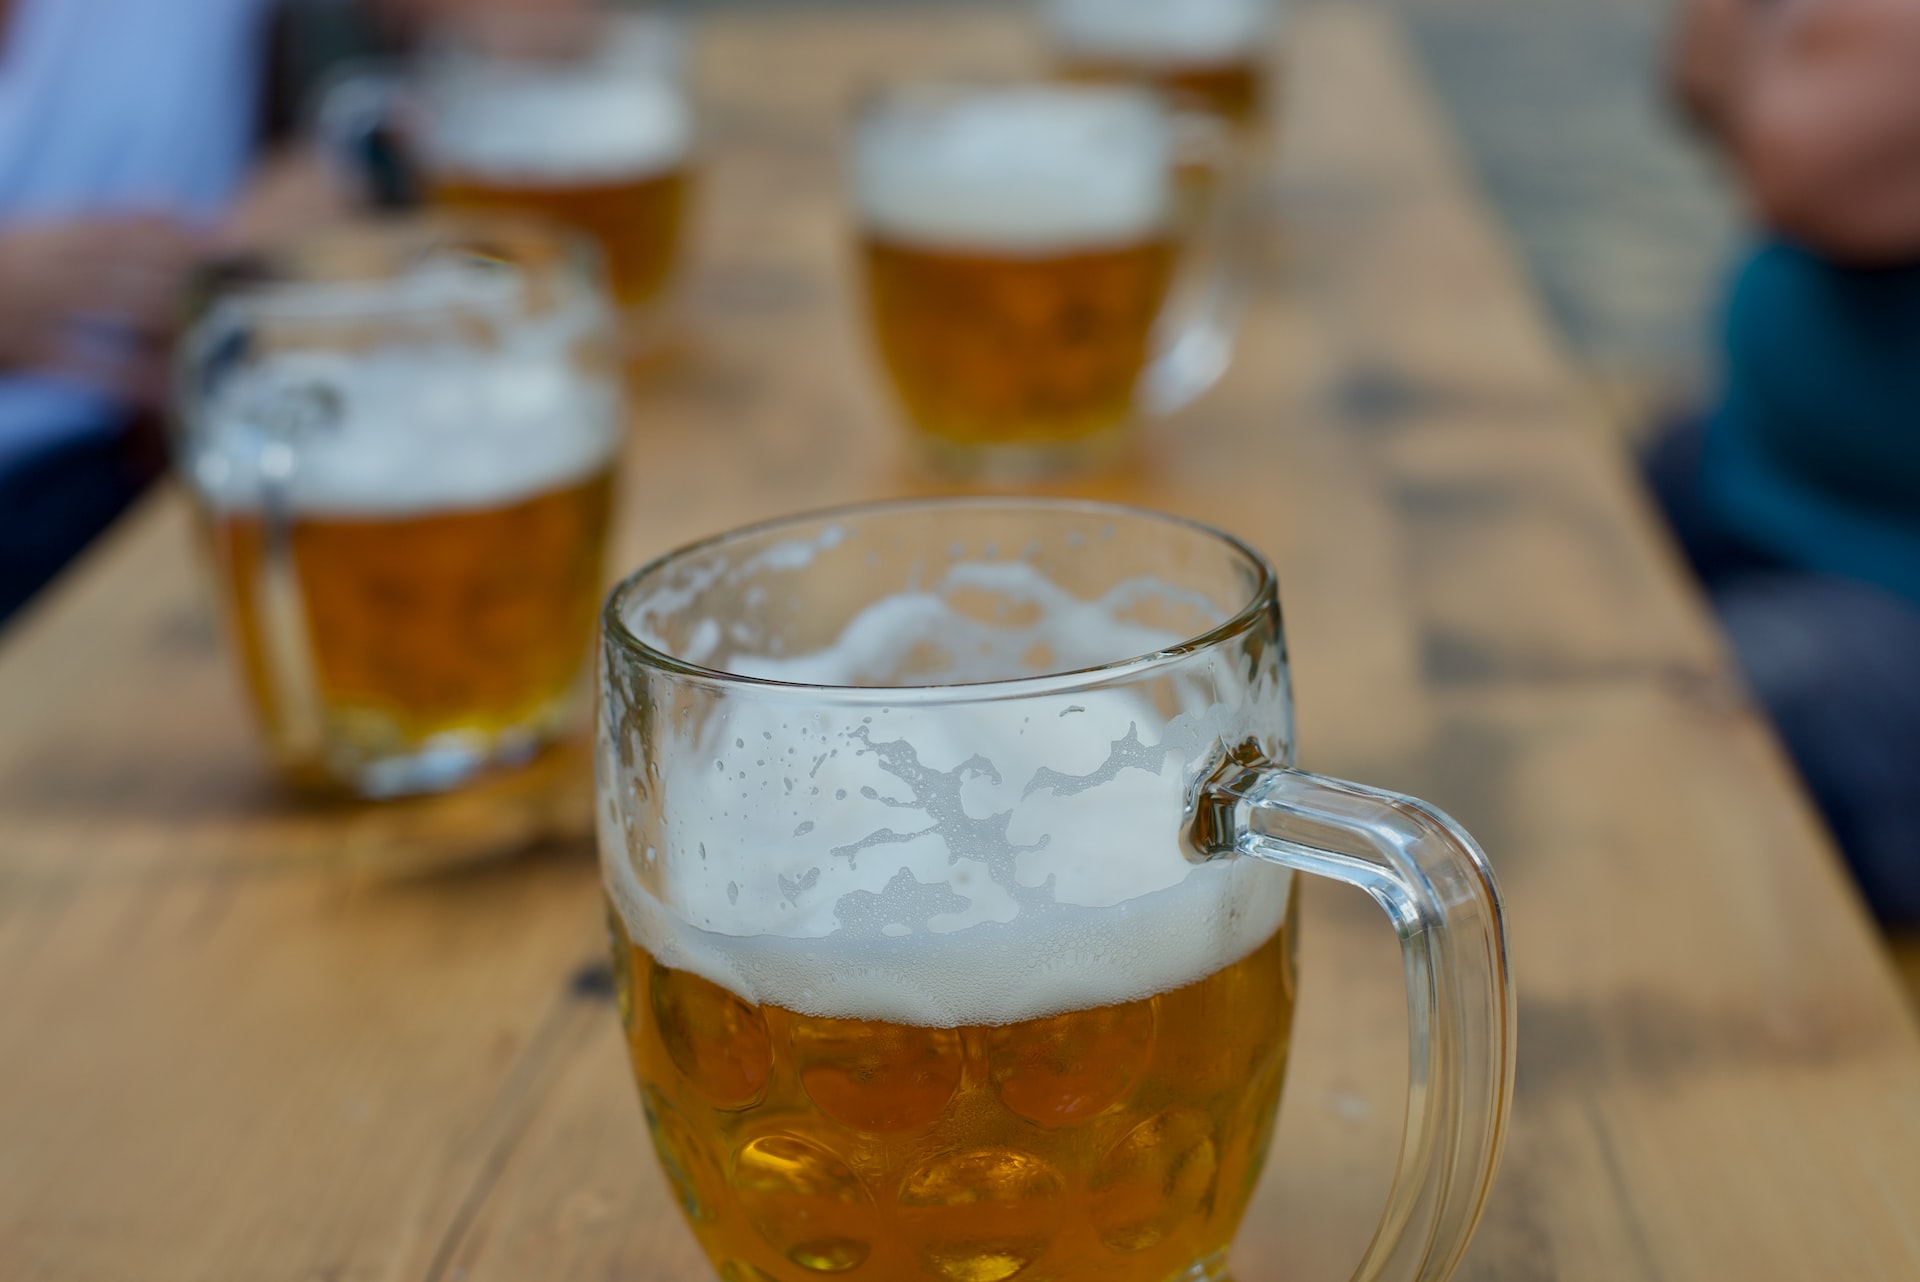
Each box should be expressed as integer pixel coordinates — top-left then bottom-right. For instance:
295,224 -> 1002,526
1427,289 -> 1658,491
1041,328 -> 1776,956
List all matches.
0,0 -> 272,470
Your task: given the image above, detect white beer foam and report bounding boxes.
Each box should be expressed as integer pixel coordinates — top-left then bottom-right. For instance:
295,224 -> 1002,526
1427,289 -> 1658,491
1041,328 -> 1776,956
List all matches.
609,840 -> 1291,1028
855,86 -> 1173,253
602,562 -> 1293,1027
1045,0 -> 1277,64
422,73 -> 690,184
189,260 -> 621,515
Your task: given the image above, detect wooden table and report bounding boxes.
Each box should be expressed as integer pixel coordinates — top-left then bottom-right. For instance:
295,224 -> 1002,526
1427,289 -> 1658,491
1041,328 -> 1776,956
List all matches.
5,7 -> 1919,1279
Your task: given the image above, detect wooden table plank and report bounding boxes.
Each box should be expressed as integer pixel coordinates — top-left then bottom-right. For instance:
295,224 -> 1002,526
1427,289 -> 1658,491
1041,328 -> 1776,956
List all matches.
1896,936 -> 1920,1014
2,7 -> 1918,1282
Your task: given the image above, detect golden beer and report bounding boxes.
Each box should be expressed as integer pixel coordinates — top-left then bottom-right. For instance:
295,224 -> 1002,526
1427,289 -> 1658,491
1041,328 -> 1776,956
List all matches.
177,217 -> 624,796
431,169 -> 690,312
414,19 -> 694,322
610,894 -> 1296,1282
1060,58 -> 1270,131
201,468 -> 613,782
1045,0 -> 1276,136
854,86 -> 1186,458
862,236 -> 1176,448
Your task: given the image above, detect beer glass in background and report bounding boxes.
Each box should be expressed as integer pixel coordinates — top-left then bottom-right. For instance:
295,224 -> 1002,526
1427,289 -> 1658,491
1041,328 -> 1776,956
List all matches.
598,498 -> 1514,1282
324,13 -> 695,354
175,217 -> 623,798
852,86 -> 1241,473
1043,0 -> 1281,137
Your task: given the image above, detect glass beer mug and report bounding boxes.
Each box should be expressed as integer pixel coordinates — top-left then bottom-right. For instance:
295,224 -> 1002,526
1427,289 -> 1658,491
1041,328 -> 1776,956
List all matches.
321,11 -> 695,353
175,216 -> 623,797
597,498 -> 1514,1282
1044,0 -> 1281,138
852,85 -> 1243,474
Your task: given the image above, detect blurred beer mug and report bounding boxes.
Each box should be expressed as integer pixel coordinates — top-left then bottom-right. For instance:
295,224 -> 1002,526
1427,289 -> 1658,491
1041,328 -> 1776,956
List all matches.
853,85 -> 1242,473
1043,0 -> 1281,137
321,11 -> 695,355
175,216 -> 623,798
598,497 -> 1514,1282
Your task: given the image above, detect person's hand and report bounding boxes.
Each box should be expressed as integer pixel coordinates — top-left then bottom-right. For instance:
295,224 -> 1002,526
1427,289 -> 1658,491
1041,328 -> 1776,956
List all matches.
0,215 -> 202,407
216,146 -> 358,256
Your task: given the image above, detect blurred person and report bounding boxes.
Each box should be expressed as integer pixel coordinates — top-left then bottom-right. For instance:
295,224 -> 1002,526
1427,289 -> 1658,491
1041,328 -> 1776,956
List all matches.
1655,0 -> 1920,921
0,0 -> 582,627
0,0 -> 344,625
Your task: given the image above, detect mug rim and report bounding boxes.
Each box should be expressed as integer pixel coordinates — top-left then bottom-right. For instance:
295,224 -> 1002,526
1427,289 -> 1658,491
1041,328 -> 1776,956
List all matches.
602,495 -> 1278,704
183,212 -> 609,325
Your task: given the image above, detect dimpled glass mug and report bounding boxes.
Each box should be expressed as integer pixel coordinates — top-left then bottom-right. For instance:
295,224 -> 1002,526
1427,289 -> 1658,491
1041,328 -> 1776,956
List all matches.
597,498 -> 1513,1282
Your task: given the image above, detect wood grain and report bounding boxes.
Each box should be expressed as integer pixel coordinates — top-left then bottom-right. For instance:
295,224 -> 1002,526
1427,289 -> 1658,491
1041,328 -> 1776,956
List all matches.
1,7 -> 1918,1282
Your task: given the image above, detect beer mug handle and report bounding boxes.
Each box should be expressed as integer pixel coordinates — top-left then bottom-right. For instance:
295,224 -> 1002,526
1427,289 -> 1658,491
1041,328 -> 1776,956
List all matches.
1194,763 -> 1515,1282
182,308 -> 345,767
1140,112 -> 1248,416
313,66 -> 414,207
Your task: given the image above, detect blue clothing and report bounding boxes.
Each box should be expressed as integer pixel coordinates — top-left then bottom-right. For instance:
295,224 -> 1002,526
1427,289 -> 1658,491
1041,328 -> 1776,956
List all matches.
1647,242 -> 1920,924
1715,574 -> 1920,923
0,0 -> 271,623
1649,421 -> 1920,925
0,0 -> 271,471
0,429 -> 151,621
1701,244 -> 1920,610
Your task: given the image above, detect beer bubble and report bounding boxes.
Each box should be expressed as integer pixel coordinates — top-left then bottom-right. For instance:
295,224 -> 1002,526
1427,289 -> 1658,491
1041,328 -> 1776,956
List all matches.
987,996 -> 1155,1127
732,1134 -> 874,1273
900,1150 -> 1064,1282
1089,1107 -> 1220,1253
918,1242 -> 1047,1282
900,1148 -> 1063,1206
793,1015 -> 963,1132
649,965 -> 773,1109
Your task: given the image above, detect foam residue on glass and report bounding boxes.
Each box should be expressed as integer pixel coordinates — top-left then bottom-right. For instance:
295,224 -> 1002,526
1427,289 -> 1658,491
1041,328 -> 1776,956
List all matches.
725,562 -> 1206,688
854,85 -> 1173,254
603,543 -> 1292,1028
186,255 -> 619,515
